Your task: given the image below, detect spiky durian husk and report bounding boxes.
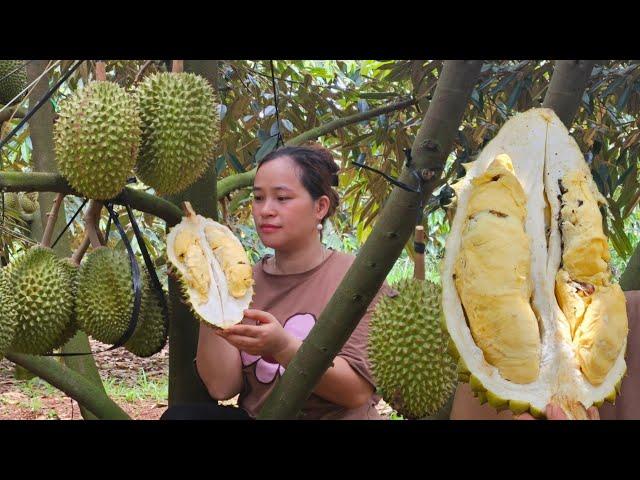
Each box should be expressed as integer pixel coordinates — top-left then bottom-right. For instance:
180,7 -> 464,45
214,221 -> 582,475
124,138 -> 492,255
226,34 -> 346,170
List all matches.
8,247 -> 75,354
0,60 -> 27,104
76,248 -> 136,344
125,275 -> 168,357
50,259 -> 80,350
53,81 -> 141,200
0,268 -> 19,358
368,278 -> 457,419
135,72 -> 219,195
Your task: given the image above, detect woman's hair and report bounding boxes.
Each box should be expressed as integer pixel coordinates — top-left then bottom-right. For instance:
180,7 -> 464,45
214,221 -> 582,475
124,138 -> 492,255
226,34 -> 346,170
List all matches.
257,144 -> 340,224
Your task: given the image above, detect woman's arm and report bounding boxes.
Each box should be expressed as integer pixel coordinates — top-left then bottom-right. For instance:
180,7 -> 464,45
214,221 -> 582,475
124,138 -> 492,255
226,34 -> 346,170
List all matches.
219,309 -> 373,409
195,324 -> 244,401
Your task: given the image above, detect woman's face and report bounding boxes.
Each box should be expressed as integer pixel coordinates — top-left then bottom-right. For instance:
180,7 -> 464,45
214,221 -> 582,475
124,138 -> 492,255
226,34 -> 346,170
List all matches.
252,156 -> 329,251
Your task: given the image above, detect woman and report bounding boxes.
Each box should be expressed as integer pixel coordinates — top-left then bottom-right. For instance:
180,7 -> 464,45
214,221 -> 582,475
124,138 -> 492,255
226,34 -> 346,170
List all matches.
162,145 -> 394,420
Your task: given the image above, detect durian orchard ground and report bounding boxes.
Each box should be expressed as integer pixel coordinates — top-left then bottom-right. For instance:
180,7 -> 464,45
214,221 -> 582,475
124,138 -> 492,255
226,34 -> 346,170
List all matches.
0,341 -> 396,420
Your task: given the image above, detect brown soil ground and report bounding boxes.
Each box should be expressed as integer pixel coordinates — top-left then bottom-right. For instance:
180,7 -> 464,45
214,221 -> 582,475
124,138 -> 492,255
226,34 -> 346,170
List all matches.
0,340 -> 395,420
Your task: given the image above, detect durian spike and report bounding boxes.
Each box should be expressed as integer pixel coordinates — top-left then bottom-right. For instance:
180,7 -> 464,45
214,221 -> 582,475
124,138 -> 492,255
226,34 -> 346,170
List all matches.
413,225 -> 425,281
181,201 -> 197,219
172,60 -> 184,73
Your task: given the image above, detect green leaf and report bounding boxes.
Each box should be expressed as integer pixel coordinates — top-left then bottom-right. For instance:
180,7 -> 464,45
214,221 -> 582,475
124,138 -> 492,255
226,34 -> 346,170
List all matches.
254,136 -> 279,164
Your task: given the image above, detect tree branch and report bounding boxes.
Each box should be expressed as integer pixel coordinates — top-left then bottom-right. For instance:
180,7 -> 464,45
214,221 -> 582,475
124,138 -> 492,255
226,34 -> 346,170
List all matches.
258,60 -> 483,419
216,97 -> 419,199
0,172 -> 183,226
542,60 -> 597,127
5,352 -> 131,420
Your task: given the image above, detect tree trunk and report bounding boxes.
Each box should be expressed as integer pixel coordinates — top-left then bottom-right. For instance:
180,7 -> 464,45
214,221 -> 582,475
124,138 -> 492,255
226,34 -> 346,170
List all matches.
25,60 -> 104,420
165,60 -> 220,406
542,60 -> 596,127
620,247 -> 640,291
257,60 -> 484,420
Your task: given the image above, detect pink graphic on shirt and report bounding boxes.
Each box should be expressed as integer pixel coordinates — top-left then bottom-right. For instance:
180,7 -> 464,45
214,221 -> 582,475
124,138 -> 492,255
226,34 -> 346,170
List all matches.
241,313 -> 316,384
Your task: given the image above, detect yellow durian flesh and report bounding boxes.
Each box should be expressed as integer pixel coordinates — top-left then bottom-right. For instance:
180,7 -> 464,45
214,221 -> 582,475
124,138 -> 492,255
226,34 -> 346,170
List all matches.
173,229 -> 211,304
204,225 -> 253,298
554,171 -> 628,386
454,155 -> 540,384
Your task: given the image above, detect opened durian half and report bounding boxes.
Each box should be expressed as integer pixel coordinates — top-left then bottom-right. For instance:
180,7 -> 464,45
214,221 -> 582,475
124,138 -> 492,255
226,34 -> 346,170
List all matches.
166,203 -> 253,329
442,108 -> 628,419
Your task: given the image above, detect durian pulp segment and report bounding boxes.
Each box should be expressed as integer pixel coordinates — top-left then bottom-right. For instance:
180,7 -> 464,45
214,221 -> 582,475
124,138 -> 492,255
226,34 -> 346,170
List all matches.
443,109 -> 553,413
454,155 -> 541,384
204,224 -> 253,298
166,217 -> 225,327
544,116 -> 627,404
202,219 -> 253,326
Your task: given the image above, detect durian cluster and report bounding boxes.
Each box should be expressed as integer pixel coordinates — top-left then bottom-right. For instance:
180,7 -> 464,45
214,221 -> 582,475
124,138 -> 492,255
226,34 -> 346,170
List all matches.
3,192 -> 40,222
53,70 -> 219,200
0,246 -> 168,359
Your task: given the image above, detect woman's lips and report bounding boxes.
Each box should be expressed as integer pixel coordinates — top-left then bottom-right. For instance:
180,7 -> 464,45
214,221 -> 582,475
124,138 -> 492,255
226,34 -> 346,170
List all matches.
260,225 -> 281,233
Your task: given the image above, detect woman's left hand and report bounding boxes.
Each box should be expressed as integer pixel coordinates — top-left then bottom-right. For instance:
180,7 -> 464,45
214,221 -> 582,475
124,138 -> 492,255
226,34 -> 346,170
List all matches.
216,309 -> 301,365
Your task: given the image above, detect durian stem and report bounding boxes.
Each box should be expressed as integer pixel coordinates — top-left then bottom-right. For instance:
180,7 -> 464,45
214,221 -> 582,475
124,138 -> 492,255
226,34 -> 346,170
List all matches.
40,192 -> 65,248
258,60 -> 484,420
414,225 -> 425,281
0,171 -> 184,225
5,352 -> 131,420
172,60 -> 184,73
95,61 -> 106,81
542,60 -> 597,127
84,200 -> 105,247
216,97 -> 419,199
71,233 -> 91,265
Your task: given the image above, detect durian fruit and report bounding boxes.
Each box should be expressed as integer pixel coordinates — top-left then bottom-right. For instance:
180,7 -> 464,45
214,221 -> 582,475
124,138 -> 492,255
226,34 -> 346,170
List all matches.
7,246 -> 76,355
135,72 -> 219,195
76,247 -> 168,356
53,81 -> 141,200
3,192 -> 19,211
441,108 -> 628,419
17,192 -> 39,222
50,258 -> 79,350
76,247 -> 137,345
125,276 -> 168,357
0,268 -> 19,358
166,203 -> 253,329
0,60 -> 27,105
368,277 -> 457,419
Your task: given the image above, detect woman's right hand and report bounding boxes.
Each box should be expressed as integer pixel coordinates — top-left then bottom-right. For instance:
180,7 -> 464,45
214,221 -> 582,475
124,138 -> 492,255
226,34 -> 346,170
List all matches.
515,403 -> 599,420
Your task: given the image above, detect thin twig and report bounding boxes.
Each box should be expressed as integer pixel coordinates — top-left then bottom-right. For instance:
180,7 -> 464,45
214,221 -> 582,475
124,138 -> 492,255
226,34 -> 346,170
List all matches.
134,60 -> 154,84
40,193 -> 65,248
95,61 -> 106,82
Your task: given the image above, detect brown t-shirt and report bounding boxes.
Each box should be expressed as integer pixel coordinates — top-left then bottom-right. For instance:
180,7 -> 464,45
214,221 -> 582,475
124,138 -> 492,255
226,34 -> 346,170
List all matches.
238,249 -> 395,420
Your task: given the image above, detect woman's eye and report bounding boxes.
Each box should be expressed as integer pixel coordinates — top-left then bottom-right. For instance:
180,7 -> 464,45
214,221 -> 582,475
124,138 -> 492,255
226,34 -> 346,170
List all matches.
278,197 -> 289,202
253,195 -> 263,201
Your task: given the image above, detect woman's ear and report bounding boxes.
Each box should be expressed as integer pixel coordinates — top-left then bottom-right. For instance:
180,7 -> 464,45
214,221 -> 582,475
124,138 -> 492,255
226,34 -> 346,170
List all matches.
316,195 -> 331,221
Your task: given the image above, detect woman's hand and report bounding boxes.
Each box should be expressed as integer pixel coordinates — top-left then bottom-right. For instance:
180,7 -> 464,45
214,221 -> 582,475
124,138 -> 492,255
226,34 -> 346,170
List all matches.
515,403 -> 600,420
216,309 -> 302,367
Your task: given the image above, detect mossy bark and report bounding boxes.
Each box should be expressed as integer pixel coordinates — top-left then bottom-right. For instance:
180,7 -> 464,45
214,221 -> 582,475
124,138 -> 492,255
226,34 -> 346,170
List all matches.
164,60 -> 221,406
258,60 -> 484,420
542,60 -> 596,127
